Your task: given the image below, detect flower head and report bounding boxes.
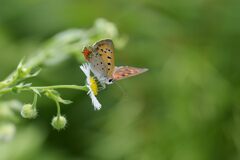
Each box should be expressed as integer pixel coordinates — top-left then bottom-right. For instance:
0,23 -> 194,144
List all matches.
21,104 -> 37,119
80,63 -> 102,110
51,115 -> 67,130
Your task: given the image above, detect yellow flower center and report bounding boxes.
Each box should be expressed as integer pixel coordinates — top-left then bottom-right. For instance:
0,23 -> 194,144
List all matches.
89,76 -> 98,96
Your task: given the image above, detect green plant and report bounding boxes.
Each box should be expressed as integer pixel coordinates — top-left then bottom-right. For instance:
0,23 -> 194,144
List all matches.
0,19 -> 126,136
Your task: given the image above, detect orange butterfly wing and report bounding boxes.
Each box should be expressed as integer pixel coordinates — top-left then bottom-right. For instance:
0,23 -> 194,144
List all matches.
113,66 -> 148,81
93,39 -> 115,79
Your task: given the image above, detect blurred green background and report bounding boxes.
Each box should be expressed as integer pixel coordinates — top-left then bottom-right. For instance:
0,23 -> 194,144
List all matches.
1,0 -> 240,159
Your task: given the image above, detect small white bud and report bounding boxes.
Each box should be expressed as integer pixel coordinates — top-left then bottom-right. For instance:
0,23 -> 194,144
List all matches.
51,115 -> 67,130
20,104 -> 37,119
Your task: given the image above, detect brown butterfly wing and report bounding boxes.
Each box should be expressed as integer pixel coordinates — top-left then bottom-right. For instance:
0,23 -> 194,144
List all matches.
88,51 -> 108,81
113,66 -> 148,81
93,39 -> 115,79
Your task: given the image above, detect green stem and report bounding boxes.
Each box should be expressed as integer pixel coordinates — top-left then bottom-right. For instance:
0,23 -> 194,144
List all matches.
55,101 -> 61,118
0,88 -> 12,95
30,85 -> 88,91
32,93 -> 38,109
0,71 -> 19,90
0,85 -> 89,96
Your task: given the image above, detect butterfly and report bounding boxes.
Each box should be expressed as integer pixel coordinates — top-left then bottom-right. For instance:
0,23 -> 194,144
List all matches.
82,39 -> 148,86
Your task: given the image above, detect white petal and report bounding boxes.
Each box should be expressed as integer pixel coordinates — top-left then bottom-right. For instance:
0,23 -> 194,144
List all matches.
80,63 -> 92,84
81,63 -> 102,110
80,63 -> 90,78
88,87 -> 102,110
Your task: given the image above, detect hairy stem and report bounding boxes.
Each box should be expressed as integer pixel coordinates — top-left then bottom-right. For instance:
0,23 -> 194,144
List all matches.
0,85 -> 88,96
30,85 -> 88,91
56,101 -> 61,117
32,93 -> 38,109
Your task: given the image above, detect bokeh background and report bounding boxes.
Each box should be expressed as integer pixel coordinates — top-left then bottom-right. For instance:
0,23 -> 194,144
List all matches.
1,0 -> 240,159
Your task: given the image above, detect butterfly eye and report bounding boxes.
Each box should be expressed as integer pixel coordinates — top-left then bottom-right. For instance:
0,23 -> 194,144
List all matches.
108,79 -> 113,83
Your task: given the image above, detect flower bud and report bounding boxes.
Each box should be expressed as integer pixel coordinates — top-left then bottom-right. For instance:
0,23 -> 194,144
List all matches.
51,115 -> 67,130
20,104 -> 37,119
18,67 -> 29,78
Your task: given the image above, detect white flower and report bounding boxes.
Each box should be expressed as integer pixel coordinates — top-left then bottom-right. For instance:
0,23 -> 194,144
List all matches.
80,63 -> 101,110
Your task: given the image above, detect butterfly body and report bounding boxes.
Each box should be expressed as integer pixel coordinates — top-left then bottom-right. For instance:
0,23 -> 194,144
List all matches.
82,39 -> 148,85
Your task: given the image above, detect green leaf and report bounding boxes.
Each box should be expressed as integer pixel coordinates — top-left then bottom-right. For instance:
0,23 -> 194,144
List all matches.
44,89 -> 72,105
31,88 -> 41,96
22,83 -> 32,87
57,97 -> 72,104
26,69 -> 42,78
17,58 -> 25,70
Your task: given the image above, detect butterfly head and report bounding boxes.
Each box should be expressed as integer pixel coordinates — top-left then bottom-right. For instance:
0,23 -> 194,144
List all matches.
105,78 -> 114,85
97,76 -> 114,85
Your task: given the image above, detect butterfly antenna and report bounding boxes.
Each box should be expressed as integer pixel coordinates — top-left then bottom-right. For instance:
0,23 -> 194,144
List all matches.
115,81 -> 128,98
